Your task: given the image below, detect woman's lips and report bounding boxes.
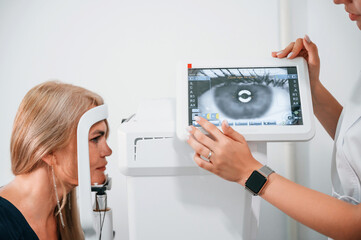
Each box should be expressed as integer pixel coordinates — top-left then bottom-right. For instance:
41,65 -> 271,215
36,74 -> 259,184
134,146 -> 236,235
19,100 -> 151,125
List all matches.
96,164 -> 107,171
349,13 -> 360,21
97,167 -> 106,172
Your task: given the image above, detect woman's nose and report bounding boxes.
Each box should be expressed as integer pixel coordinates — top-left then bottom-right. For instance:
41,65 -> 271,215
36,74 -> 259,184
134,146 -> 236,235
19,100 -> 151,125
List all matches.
333,0 -> 350,5
101,142 -> 112,157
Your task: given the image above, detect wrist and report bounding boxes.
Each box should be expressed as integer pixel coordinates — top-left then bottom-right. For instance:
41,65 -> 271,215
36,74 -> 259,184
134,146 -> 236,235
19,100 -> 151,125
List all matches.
310,80 -> 322,100
259,172 -> 277,196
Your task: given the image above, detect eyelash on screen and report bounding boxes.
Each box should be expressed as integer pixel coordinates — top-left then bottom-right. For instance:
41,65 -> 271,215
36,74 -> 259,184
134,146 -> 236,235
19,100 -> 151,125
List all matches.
199,69 -> 288,88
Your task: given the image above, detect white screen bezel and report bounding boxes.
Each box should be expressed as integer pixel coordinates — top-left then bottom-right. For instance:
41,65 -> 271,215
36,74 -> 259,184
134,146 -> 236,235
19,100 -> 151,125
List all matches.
176,57 -> 315,142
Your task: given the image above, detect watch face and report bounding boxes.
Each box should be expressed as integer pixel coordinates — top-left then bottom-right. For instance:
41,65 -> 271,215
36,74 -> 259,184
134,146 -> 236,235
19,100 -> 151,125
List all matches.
245,171 -> 267,194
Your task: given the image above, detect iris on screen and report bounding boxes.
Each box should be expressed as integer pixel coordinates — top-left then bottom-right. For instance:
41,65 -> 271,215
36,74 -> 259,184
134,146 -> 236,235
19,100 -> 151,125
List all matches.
213,83 -> 272,119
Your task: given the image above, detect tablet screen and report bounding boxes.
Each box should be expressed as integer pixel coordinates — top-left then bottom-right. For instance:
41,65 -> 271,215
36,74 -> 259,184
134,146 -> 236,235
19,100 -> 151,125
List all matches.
188,66 -> 302,127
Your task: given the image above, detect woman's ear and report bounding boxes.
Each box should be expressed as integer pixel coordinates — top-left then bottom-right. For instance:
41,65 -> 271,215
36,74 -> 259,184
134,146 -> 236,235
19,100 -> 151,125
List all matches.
42,152 -> 56,166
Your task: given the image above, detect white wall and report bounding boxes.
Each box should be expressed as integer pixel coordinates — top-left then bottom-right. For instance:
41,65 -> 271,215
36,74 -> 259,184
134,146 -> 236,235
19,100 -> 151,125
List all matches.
0,1 -> 360,240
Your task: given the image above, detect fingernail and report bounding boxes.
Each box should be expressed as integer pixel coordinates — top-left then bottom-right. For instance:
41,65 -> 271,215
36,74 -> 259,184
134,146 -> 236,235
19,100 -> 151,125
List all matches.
194,116 -> 200,122
287,52 -> 293,58
304,34 -> 311,43
186,126 -> 192,132
223,119 -> 229,128
276,50 -> 283,56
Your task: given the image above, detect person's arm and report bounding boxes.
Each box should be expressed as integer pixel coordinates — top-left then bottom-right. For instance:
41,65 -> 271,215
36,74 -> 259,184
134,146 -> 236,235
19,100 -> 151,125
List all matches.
187,117 -> 361,239
311,82 -> 342,139
272,35 -> 342,139
262,174 -> 361,240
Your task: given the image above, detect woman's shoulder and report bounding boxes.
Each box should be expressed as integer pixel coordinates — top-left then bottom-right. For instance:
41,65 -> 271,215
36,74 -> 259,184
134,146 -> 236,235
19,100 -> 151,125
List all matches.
0,196 -> 39,240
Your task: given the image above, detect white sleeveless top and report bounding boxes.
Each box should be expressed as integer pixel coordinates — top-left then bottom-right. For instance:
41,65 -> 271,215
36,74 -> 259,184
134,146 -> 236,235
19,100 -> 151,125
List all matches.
331,71 -> 361,205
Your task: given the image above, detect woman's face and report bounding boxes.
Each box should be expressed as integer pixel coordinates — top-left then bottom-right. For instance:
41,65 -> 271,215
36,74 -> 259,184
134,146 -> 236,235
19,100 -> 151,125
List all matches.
334,0 -> 361,30
88,120 -> 112,184
53,120 -> 112,187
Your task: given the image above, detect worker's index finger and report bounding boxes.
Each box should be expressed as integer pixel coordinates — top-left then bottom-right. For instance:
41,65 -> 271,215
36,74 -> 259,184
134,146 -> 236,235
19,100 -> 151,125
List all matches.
195,116 -> 223,140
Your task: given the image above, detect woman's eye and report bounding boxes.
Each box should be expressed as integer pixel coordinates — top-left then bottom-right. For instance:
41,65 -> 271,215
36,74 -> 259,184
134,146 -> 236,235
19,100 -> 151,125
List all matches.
90,131 -> 106,144
90,136 -> 101,143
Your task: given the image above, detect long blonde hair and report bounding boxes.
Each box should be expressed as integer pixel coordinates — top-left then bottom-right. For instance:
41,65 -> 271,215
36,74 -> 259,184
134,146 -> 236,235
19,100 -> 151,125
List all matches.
10,81 -> 107,239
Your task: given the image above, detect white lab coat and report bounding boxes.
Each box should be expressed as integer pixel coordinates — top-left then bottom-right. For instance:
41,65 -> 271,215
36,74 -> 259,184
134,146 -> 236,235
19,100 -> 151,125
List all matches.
331,71 -> 361,205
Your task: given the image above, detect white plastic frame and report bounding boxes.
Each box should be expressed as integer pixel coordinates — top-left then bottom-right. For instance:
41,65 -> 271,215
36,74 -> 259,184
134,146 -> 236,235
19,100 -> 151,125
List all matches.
176,58 -> 315,142
77,104 -> 108,240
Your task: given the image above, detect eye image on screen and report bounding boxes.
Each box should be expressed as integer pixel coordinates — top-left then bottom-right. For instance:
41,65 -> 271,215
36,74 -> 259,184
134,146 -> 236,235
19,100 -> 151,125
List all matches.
188,67 -> 302,127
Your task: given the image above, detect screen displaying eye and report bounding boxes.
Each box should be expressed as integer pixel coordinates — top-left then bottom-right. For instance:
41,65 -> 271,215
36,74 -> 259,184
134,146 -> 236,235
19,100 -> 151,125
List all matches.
213,83 -> 273,119
188,67 -> 302,126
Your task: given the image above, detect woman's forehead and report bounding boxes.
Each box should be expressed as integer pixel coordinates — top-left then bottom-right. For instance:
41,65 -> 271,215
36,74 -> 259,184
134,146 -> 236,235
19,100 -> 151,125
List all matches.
90,120 -> 107,132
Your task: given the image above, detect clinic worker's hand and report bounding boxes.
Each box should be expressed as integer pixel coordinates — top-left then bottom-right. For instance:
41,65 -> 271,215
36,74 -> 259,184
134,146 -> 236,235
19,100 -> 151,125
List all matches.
272,35 -> 321,90
187,116 -> 262,186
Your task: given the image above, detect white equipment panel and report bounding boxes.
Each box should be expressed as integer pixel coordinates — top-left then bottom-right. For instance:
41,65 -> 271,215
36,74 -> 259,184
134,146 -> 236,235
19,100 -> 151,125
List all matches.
118,98 -> 265,240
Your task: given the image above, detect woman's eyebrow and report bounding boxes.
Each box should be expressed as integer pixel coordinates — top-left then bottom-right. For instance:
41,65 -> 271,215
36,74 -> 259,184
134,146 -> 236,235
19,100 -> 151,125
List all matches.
90,130 -> 105,136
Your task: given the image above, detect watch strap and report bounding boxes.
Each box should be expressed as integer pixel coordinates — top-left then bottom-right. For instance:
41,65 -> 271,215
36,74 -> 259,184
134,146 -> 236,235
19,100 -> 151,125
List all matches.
258,165 -> 274,178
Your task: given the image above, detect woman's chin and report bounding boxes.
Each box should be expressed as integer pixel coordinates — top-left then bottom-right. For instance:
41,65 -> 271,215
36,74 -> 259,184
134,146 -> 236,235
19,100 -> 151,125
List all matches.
91,173 -> 106,185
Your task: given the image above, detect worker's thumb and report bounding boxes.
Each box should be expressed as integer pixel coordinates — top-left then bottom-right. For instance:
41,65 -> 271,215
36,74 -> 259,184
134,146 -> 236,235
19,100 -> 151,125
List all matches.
303,35 -> 320,67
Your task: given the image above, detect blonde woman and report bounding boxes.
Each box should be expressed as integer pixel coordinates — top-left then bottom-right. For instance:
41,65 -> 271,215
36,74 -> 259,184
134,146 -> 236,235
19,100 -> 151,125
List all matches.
0,81 -> 112,239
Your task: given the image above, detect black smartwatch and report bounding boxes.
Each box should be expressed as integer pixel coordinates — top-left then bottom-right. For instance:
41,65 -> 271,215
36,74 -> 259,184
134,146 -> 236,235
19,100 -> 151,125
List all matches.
245,165 -> 274,196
